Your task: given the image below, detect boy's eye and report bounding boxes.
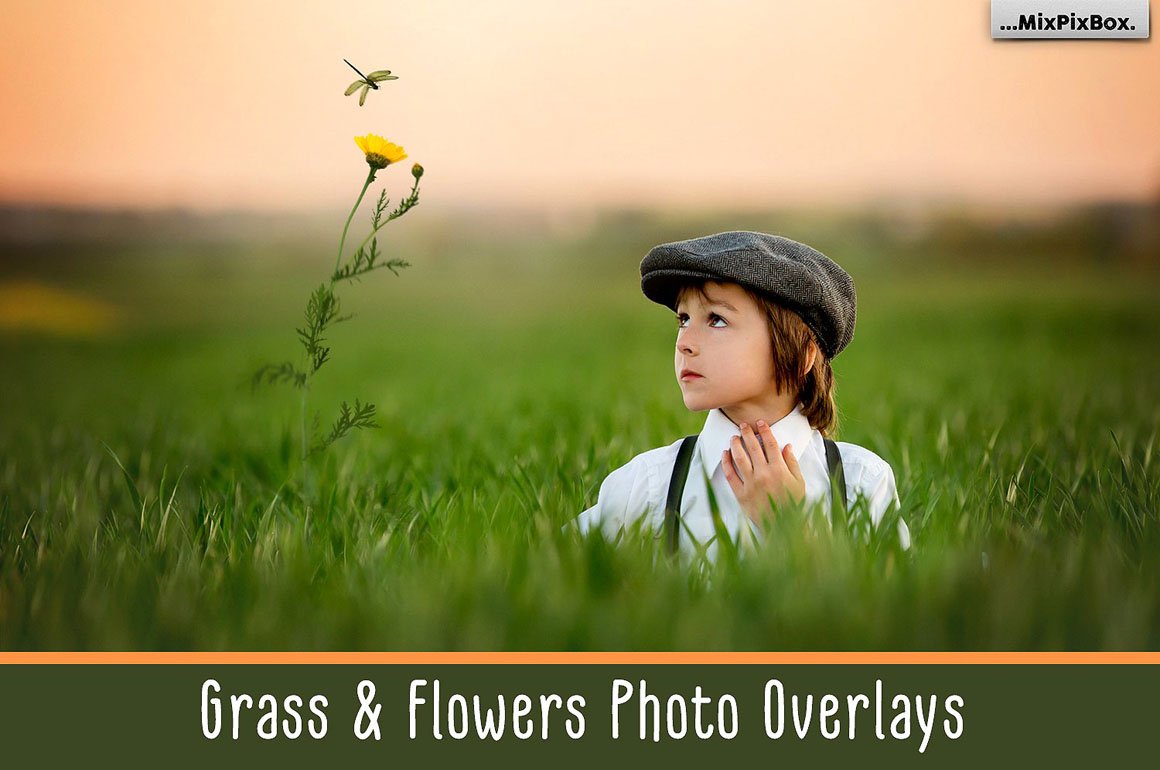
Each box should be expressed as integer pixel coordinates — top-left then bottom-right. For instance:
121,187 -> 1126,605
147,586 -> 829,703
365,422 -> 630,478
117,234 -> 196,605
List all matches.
675,313 -> 727,328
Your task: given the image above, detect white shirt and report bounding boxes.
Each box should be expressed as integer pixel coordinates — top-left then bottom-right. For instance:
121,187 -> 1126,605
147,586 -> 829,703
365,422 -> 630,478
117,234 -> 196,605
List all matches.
572,405 -> 911,562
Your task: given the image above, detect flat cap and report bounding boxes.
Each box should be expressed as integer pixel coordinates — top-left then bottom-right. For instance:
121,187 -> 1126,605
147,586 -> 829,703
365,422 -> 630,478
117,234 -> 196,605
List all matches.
640,231 -> 856,359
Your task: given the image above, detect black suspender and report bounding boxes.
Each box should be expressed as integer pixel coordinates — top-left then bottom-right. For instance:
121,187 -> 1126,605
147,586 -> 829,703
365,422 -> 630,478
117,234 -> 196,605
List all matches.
664,435 -> 848,555
664,435 -> 699,556
823,437 -> 848,535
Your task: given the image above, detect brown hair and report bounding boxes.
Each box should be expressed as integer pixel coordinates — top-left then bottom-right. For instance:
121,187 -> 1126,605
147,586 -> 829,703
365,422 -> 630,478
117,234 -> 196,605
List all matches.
677,281 -> 839,437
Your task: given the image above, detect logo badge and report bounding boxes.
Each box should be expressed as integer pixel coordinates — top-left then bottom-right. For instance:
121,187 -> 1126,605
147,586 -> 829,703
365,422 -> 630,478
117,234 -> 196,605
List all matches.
992,0 -> 1150,38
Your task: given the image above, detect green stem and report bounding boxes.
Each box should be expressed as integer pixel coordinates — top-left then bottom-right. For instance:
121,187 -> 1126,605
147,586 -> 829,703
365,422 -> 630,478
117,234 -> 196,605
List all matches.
335,168 -> 377,275
301,166 -> 376,482
300,378 -> 310,464
346,174 -> 421,263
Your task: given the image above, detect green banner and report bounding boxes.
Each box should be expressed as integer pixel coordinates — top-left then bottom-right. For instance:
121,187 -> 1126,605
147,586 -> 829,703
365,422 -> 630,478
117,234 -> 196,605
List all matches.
0,664 -> 1152,767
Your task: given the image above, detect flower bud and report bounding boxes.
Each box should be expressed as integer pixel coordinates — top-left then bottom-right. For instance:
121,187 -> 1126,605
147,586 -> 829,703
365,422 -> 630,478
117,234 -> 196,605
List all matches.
411,163 -> 424,180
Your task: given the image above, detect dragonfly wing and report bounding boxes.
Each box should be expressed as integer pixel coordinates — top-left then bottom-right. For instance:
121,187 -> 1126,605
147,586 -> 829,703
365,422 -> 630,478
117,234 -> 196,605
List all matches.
366,70 -> 397,81
345,79 -> 365,96
358,84 -> 369,106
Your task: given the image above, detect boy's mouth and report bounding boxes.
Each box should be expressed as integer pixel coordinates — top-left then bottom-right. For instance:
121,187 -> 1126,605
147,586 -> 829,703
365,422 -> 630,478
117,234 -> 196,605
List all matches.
679,369 -> 703,381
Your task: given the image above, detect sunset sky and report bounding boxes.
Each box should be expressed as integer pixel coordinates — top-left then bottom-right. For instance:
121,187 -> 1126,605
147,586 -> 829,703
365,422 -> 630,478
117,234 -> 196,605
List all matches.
2,1 -> 1158,211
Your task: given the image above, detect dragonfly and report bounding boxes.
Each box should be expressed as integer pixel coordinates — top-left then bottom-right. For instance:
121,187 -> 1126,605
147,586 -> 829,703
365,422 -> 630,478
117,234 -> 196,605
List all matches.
343,59 -> 398,106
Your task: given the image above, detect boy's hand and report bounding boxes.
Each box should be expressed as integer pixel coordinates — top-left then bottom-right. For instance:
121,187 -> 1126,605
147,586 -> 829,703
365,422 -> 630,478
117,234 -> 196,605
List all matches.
722,421 -> 806,525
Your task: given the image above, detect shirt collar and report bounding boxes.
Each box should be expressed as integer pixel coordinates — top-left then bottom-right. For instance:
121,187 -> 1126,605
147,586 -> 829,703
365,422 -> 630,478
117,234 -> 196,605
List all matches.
696,404 -> 816,476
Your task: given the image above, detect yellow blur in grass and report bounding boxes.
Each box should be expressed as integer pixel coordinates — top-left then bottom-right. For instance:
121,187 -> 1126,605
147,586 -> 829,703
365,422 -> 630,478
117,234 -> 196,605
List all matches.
0,280 -> 123,337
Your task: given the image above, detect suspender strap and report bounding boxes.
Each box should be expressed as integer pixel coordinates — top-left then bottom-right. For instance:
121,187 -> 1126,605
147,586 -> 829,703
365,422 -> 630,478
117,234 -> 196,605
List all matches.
824,438 -> 848,533
664,435 -> 698,557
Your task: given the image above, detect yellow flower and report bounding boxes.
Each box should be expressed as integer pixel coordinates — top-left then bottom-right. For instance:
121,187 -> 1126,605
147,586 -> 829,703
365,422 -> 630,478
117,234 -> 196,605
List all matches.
354,134 -> 407,170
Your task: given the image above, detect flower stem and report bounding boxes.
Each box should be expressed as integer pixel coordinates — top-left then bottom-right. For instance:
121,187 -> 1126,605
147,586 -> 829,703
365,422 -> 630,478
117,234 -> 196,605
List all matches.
346,174 -> 422,262
299,166 -> 376,487
300,378 -> 310,463
335,168 -> 377,275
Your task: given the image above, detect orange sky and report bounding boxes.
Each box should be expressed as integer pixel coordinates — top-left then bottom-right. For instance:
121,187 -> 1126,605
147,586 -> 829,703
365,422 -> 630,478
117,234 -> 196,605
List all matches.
1,1 -> 1157,211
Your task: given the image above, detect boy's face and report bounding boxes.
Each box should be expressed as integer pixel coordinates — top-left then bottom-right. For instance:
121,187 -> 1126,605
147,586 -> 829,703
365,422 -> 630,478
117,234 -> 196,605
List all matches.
674,281 -> 779,413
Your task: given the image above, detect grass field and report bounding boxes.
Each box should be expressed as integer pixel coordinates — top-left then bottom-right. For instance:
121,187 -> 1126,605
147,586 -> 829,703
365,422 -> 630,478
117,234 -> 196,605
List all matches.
2,212 -> 1159,649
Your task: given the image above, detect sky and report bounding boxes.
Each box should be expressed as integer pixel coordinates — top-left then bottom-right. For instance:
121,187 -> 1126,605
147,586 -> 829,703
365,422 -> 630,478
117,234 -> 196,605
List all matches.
1,0 -> 1158,211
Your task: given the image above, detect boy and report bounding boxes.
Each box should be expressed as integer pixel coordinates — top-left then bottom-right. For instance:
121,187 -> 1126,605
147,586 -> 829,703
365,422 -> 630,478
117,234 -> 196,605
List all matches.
574,231 -> 911,561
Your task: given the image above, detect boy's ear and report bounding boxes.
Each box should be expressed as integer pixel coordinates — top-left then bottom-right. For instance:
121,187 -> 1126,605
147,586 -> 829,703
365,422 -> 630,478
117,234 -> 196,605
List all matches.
803,341 -> 818,376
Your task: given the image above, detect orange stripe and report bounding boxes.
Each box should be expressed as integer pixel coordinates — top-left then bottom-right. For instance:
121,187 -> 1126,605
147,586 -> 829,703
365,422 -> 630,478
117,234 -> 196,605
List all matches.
1,652 -> 1159,664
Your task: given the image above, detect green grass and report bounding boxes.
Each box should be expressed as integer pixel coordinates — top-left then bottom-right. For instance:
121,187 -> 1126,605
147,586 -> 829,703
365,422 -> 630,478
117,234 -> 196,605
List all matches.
1,230 -> 1159,650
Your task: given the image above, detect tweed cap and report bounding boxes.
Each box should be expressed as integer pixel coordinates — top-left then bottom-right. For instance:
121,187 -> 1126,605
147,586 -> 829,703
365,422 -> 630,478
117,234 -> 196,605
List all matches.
640,231 -> 857,358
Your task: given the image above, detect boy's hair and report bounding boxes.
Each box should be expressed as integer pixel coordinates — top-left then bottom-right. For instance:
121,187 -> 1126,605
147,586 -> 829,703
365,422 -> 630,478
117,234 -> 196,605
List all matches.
678,281 -> 839,437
